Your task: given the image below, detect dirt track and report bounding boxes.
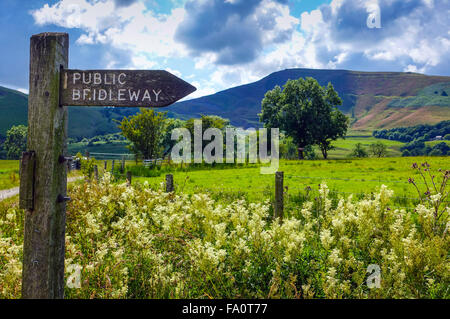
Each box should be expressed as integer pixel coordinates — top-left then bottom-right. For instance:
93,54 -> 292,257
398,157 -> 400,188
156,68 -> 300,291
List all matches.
0,176 -> 83,202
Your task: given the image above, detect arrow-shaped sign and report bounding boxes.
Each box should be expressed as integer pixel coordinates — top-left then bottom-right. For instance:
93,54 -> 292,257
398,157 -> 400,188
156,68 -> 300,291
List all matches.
60,69 -> 196,107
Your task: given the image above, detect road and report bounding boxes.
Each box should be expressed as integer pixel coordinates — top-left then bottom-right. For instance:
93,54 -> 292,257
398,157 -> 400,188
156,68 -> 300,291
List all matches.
0,176 -> 83,202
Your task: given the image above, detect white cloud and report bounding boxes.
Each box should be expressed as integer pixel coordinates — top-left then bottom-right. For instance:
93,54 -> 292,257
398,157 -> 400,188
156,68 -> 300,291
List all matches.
30,0 -> 450,97
31,0 -> 188,69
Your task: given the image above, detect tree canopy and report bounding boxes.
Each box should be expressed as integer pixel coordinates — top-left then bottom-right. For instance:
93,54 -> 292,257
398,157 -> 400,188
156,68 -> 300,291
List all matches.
117,108 -> 167,160
259,77 -> 348,159
4,125 -> 27,159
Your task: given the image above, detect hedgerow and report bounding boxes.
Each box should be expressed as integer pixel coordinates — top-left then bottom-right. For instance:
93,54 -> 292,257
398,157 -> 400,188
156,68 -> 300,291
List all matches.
0,173 -> 448,298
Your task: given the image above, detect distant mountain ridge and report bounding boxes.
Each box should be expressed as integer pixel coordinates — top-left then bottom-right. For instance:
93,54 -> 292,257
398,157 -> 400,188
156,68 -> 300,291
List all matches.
167,68 -> 450,129
1,68 -> 449,139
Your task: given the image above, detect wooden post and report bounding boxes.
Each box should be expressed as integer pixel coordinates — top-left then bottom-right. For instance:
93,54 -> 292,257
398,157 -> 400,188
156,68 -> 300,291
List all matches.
111,160 -> 115,175
93,165 -> 98,182
104,160 -> 107,171
21,33 -> 69,299
274,171 -> 284,222
85,150 -> 90,160
121,157 -> 125,173
126,171 -> 132,186
166,174 -> 174,192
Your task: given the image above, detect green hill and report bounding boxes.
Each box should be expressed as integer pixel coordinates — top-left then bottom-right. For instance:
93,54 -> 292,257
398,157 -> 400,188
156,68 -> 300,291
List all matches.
0,86 -> 28,139
1,68 -> 449,139
167,69 -> 450,130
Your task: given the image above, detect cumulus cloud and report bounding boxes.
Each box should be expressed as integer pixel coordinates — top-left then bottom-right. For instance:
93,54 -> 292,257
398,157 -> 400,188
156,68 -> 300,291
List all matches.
114,0 -> 138,8
31,0 -> 188,66
299,0 -> 450,74
192,0 -> 450,90
30,0 -> 450,95
175,0 -> 298,65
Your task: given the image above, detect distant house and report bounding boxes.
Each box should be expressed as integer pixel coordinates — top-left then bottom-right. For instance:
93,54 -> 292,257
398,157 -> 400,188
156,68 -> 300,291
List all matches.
434,136 -> 443,140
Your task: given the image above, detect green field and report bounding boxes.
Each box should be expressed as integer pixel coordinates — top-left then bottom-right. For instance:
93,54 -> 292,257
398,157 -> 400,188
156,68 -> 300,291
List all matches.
0,160 -> 20,190
107,156 -> 449,210
425,140 -> 450,147
69,135 -> 403,159
68,140 -> 130,156
0,160 -> 82,191
325,136 -> 404,158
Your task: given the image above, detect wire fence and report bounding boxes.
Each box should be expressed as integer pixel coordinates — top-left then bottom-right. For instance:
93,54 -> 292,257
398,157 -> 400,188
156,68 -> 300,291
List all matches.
89,152 -> 135,160
78,159 -> 449,213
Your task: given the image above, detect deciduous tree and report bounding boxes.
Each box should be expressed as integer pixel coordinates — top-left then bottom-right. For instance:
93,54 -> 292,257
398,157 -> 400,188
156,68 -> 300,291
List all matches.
117,108 -> 167,160
259,77 -> 348,159
4,125 -> 27,159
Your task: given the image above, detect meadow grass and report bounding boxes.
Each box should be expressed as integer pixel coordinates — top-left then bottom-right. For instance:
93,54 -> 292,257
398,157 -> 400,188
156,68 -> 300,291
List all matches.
116,156 -> 449,209
425,140 -> 450,147
0,160 -> 20,190
0,160 -> 82,191
325,137 -> 404,158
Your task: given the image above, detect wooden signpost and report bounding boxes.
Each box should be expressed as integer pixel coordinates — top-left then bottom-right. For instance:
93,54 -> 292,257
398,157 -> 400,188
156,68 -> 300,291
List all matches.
19,32 -> 196,299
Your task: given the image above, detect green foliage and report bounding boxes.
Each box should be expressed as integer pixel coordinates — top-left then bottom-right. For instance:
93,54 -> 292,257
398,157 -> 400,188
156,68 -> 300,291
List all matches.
1,175 -> 448,298
304,145 -> 319,160
259,77 -> 348,159
408,162 -> 449,218
0,160 -> 20,190
75,152 -> 96,180
369,141 -> 387,158
161,118 -> 186,155
4,125 -> 27,160
279,135 -> 298,160
184,115 -> 229,151
401,140 -> 449,157
117,109 -> 167,160
373,120 -> 450,143
350,143 -> 368,158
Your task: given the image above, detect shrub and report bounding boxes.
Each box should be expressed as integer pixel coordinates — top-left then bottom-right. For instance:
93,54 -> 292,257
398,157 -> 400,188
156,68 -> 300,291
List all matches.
350,143 -> 368,158
369,142 -> 387,158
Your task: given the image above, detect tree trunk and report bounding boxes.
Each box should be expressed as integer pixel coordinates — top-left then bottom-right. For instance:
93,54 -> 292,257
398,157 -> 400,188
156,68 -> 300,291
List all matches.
298,148 -> 304,160
321,147 -> 328,159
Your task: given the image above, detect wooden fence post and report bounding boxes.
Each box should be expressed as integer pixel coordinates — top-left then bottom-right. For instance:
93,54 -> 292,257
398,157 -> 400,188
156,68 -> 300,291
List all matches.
20,32 -> 69,299
93,165 -> 98,182
111,160 -> 115,175
126,171 -> 132,186
166,174 -> 174,192
121,157 -> 125,173
104,160 -> 107,171
85,150 -> 90,160
274,171 -> 284,222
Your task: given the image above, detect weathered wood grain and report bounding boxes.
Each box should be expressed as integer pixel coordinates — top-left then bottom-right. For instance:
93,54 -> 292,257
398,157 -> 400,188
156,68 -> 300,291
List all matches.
274,171 -> 284,222
166,174 -> 174,192
21,32 -> 69,299
19,151 -> 36,211
60,69 -> 196,107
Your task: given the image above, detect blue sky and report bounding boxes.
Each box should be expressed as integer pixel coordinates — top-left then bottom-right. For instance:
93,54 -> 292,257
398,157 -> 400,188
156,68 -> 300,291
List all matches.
1,0 -> 449,98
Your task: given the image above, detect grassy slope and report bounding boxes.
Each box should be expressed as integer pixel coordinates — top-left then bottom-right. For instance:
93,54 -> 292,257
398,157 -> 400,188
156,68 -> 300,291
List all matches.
0,160 -> 20,190
0,161 -> 82,191
326,136 -> 403,158
0,86 -> 28,139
